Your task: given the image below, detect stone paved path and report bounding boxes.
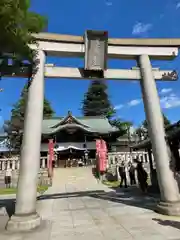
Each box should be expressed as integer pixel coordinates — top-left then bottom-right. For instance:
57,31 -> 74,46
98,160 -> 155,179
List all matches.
1,167 -> 180,239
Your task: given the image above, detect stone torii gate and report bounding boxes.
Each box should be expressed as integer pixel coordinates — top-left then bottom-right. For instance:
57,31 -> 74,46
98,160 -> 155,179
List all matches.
6,31 -> 180,231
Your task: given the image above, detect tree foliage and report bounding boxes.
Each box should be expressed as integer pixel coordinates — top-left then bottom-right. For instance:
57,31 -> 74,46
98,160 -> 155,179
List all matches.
82,80 -> 112,117
1,0 -> 48,151
4,83 -> 55,151
142,114 -> 171,129
81,80 -> 132,134
136,113 -> 171,140
0,0 -> 47,71
110,118 -> 132,136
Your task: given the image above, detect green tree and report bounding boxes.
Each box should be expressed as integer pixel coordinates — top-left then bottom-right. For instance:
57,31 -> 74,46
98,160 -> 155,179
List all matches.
0,0 -> 47,75
136,113 -> 171,140
82,80 -> 112,117
110,118 -> 132,136
81,80 -> 132,134
4,83 -> 55,151
142,113 -> 171,129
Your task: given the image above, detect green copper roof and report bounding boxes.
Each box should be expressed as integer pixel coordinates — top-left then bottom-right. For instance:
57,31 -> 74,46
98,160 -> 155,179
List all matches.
42,114 -> 119,135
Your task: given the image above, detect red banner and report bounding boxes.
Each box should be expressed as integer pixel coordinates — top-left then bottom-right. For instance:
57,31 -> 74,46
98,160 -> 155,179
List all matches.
48,139 -> 54,177
96,139 -> 101,152
101,139 -> 107,151
96,139 -> 108,172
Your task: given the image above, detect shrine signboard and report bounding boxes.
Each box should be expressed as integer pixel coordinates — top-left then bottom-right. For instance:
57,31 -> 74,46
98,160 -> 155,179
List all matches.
84,30 -> 108,71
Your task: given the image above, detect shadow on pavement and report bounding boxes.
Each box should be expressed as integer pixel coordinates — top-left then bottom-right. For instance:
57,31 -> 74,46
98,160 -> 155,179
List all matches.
37,186 -> 159,211
37,190 -> 105,200
94,186 -> 159,210
0,186 -> 160,218
152,218 -> 180,230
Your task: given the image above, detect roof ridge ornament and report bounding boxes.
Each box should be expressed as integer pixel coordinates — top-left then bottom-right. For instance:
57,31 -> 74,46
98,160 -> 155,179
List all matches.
68,111 -> 72,116
66,111 -> 73,124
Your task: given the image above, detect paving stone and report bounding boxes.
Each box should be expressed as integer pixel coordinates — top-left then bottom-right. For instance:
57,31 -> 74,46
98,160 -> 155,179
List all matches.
75,231 -> 104,240
153,222 -> 180,239
1,167 -> 180,240
100,227 -> 133,240
51,227 -> 75,237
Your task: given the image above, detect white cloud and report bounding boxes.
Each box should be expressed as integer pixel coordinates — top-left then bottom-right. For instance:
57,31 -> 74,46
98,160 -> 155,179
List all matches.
114,104 -> 124,110
116,90 -> 180,112
160,94 -> 180,109
132,22 -> 152,35
128,99 -> 142,107
115,98 -> 142,110
176,2 -> 180,9
169,93 -> 176,97
160,88 -> 173,94
105,0 -> 112,6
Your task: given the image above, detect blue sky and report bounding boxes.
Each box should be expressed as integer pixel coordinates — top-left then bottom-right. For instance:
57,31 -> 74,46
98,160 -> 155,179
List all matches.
0,0 -> 180,127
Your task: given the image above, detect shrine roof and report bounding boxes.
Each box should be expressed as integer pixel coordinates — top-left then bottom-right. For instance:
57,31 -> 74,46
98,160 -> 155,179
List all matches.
42,113 -> 119,135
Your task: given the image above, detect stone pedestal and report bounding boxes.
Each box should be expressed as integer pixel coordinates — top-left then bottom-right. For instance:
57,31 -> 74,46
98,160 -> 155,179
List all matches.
156,201 -> 180,216
6,213 -> 41,232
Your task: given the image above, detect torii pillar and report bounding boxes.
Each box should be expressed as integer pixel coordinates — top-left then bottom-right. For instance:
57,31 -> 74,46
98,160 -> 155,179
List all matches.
139,54 -> 180,215
6,50 -> 45,231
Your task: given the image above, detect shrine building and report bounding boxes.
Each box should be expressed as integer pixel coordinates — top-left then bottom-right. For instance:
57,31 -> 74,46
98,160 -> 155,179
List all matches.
40,111 -> 122,167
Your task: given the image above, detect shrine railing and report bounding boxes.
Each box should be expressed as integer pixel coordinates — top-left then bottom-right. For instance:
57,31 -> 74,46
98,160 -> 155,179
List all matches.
0,157 -> 50,188
108,151 -> 153,165
0,157 -> 48,171
0,151 -> 153,172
